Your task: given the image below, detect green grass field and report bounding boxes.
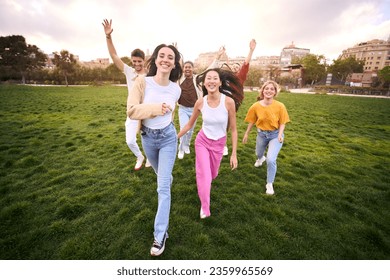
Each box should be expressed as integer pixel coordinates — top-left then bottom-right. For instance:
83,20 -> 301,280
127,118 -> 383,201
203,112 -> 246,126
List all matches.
0,85 -> 389,260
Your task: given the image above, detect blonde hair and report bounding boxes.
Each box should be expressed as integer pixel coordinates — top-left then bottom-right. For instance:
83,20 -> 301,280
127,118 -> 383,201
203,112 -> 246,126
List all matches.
257,80 -> 281,101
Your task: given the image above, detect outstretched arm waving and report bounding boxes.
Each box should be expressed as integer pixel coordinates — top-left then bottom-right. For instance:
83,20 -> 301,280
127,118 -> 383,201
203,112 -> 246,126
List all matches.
102,19 -> 125,72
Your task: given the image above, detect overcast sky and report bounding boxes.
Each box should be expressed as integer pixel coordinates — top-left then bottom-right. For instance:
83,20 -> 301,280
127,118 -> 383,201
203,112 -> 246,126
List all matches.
1,0 -> 390,63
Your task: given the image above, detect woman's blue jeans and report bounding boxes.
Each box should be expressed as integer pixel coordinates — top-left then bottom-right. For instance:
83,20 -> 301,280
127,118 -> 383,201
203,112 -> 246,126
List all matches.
178,105 -> 196,152
256,129 -> 283,184
141,122 -> 177,243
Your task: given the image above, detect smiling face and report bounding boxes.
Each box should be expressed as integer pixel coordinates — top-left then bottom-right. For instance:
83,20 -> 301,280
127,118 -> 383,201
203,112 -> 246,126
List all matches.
131,56 -> 144,73
155,47 -> 175,74
204,70 -> 222,94
231,63 -> 241,74
260,83 -> 277,100
183,62 -> 194,78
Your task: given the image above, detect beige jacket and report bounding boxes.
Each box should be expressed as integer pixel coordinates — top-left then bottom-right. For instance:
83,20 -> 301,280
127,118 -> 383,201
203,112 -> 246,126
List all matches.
126,76 -> 164,120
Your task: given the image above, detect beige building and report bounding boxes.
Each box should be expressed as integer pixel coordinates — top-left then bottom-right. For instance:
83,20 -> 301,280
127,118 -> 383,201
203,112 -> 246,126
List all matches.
339,38 -> 390,72
252,56 -> 281,68
346,72 -> 378,88
194,51 -> 228,70
81,58 -> 110,69
280,42 -> 310,67
194,52 -> 280,69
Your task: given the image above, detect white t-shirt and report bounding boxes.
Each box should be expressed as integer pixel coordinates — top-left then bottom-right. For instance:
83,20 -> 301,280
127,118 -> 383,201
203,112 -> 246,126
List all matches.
201,94 -> 228,140
123,64 -> 139,92
124,64 -> 145,122
142,76 -> 181,129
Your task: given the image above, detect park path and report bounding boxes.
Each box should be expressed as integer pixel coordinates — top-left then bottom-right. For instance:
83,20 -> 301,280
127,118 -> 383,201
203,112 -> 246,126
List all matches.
289,88 -> 389,99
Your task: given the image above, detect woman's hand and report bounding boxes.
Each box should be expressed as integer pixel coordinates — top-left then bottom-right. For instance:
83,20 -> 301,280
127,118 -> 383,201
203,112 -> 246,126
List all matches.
162,103 -> 172,114
230,155 -> 238,170
242,132 -> 249,144
249,39 -> 257,51
216,46 -> 225,60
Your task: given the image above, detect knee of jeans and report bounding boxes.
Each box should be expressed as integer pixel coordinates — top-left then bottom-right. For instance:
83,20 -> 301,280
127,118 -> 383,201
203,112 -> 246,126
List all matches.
157,184 -> 171,196
158,176 -> 172,187
266,157 -> 277,165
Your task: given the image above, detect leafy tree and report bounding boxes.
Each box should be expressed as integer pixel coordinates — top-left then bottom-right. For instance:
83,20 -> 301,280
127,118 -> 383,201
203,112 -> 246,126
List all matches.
328,56 -> 364,81
245,67 -> 263,87
378,66 -> 390,88
276,76 -> 298,88
121,56 -> 131,66
266,65 -> 281,81
293,54 -> 326,85
52,50 -> 78,86
0,35 -> 47,83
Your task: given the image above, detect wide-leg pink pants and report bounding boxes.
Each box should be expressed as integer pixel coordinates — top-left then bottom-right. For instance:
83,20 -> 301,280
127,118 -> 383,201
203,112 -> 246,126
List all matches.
195,129 -> 226,217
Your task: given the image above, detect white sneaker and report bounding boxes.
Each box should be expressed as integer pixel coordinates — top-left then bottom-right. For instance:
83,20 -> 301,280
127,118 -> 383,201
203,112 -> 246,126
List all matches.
178,150 -> 184,159
223,146 -> 228,156
134,155 -> 144,170
200,208 -> 207,219
254,156 -> 266,167
266,183 -> 274,195
150,232 -> 168,257
145,158 -> 151,168
184,147 -> 190,154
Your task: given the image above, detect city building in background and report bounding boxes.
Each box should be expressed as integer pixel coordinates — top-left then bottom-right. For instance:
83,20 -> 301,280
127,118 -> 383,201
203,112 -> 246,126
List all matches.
81,58 -> 110,69
280,42 -> 310,67
339,38 -> 390,71
43,37 -> 389,87
194,51 -> 228,69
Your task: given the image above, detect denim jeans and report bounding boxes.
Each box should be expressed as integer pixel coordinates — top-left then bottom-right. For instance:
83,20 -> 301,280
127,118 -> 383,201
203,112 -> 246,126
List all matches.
178,105 -> 196,152
256,129 -> 283,184
140,122 -> 177,243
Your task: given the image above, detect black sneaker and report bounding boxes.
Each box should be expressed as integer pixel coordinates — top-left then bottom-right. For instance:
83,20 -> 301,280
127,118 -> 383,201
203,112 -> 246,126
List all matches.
150,232 -> 168,256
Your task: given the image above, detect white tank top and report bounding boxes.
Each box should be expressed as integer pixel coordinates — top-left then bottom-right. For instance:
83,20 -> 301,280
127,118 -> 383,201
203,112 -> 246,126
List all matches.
201,94 -> 228,140
142,77 -> 181,129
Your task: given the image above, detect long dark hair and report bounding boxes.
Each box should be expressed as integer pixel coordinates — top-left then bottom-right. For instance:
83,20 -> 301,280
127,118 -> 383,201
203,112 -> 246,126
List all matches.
196,68 -> 244,111
146,44 -> 183,82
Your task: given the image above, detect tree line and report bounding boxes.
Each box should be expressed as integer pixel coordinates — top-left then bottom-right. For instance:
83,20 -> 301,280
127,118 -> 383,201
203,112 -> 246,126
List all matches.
1,35 -> 389,88
0,35 -> 130,86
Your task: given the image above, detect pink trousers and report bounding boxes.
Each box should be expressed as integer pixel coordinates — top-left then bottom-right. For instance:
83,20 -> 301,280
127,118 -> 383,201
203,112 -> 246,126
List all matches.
195,129 -> 226,217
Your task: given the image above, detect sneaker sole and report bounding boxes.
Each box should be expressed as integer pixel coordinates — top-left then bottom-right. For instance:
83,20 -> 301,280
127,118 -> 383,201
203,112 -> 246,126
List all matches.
150,235 -> 168,256
150,244 -> 165,256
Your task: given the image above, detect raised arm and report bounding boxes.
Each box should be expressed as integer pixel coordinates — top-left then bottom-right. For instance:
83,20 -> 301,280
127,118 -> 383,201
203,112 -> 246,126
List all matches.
102,19 -> 125,72
244,39 -> 257,65
208,46 -> 226,69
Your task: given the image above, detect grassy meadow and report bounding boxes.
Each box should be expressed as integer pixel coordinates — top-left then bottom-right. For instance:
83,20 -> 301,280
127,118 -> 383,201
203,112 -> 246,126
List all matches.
0,85 -> 389,260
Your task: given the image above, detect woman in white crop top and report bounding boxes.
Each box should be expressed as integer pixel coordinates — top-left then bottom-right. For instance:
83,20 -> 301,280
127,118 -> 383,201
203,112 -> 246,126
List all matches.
127,43 -> 183,257
177,68 -> 244,219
